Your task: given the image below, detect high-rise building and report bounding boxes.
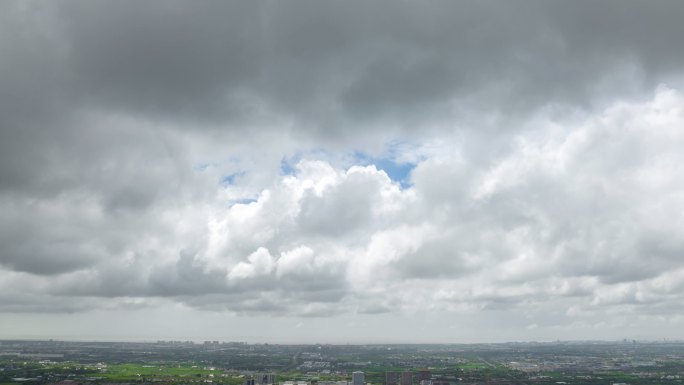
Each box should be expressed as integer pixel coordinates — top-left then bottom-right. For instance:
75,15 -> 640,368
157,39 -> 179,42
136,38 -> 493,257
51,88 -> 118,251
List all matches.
255,373 -> 276,385
418,370 -> 430,382
401,371 -> 412,385
385,371 -> 400,385
352,371 -> 364,385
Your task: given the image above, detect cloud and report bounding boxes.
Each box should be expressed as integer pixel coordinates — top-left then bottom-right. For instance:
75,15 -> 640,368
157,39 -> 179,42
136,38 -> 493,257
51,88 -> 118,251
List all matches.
3,87 -> 684,322
2,0 -> 684,339
276,246 -> 315,278
229,248 -> 276,280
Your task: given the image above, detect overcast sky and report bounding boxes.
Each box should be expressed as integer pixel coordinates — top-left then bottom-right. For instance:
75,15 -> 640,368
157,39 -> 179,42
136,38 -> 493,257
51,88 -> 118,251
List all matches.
2,0 -> 684,343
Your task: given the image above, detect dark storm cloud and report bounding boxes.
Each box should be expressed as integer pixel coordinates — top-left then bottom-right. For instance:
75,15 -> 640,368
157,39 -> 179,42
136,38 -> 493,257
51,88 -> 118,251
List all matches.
61,0 -> 684,123
5,1 -> 684,137
59,1 -> 264,121
2,0 -> 683,196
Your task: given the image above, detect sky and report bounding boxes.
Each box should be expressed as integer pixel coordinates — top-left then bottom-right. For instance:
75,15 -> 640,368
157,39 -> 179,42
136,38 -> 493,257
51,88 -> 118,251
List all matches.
2,0 -> 684,344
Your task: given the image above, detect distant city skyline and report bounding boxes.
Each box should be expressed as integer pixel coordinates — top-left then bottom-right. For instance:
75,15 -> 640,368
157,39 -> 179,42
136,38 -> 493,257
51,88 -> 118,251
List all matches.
2,1 -> 684,342
3,339 -> 679,385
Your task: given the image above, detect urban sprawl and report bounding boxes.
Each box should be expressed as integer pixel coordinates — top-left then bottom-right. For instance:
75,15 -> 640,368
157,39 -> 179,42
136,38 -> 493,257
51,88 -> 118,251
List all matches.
1,340 -> 684,385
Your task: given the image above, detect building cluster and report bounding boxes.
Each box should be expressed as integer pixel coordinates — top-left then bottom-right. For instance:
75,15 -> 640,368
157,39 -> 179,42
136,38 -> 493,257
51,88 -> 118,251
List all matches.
243,373 -> 277,385
242,369 -> 432,385
298,361 -> 331,371
384,369 -> 431,385
155,340 -> 195,345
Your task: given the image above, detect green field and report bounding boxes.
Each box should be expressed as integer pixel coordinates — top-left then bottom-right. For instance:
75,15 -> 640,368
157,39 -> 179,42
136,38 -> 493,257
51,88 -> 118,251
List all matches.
94,364 -> 243,383
457,362 -> 488,370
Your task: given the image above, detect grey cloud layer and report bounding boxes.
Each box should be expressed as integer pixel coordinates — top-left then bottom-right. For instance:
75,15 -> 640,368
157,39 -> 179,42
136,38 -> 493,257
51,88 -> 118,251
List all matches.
2,1 -> 684,335
5,1 -> 684,129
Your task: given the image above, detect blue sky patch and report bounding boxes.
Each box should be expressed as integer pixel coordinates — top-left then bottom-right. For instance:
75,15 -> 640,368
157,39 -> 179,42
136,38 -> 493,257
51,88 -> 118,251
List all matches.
230,197 -> 258,206
220,171 -> 246,185
280,157 -> 296,176
352,151 -> 416,189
